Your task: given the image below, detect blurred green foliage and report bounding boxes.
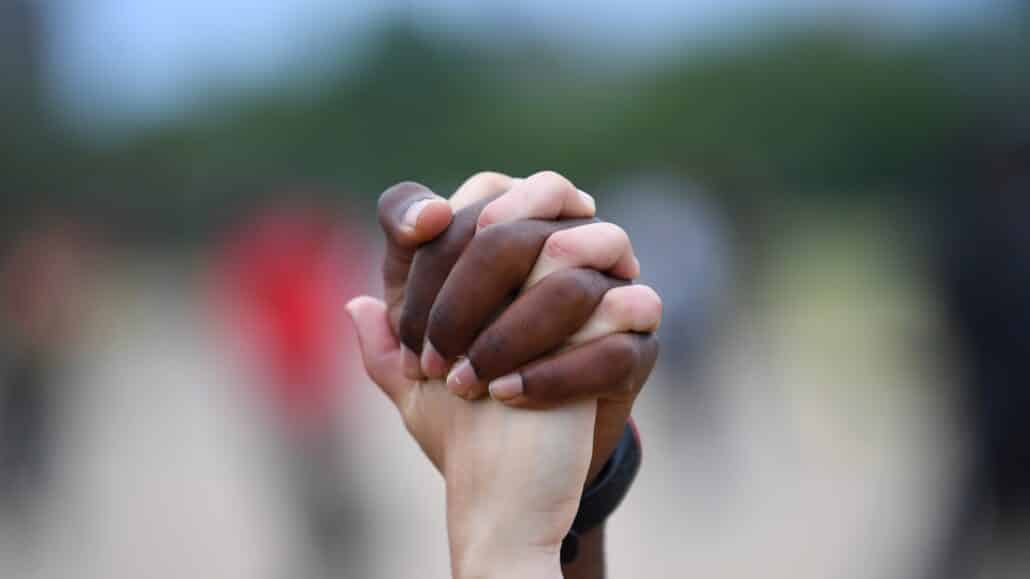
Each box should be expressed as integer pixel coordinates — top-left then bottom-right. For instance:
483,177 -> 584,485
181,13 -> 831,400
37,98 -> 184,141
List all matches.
2,19 -> 1027,243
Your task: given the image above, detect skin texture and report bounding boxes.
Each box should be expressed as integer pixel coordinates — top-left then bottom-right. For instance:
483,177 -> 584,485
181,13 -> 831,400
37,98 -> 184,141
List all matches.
381,178 -> 659,484
351,171 -> 661,578
348,297 -> 593,578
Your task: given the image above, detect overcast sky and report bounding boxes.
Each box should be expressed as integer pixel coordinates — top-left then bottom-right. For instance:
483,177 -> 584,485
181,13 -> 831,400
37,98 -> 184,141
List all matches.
44,0 -> 1009,127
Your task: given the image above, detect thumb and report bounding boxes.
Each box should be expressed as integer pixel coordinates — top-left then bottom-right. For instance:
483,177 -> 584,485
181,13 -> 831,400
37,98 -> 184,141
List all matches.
346,295 -> 411,405
377,182 -> 453,314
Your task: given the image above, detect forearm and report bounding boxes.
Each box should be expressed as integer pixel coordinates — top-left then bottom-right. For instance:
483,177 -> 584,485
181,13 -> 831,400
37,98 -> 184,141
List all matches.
561,525 -> 606,579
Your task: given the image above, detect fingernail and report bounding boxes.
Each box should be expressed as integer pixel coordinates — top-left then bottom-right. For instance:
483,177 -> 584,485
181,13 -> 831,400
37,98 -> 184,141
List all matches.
402,199 -> 432,231
489,373 -> 524,401
421,340 -> 448,379
446,358 -> 478,398
401,345 -> 423,379
577,189 -> 596,213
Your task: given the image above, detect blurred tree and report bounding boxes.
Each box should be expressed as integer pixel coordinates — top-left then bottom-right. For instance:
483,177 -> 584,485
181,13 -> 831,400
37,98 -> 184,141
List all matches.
2,16 -> 1026,244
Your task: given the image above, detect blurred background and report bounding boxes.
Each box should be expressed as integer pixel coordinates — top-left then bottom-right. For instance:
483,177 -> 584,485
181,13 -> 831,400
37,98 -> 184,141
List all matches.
2,0 -> 1029,577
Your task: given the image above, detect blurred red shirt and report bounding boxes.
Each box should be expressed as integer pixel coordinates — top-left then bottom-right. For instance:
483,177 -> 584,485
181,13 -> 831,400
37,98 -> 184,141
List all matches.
215,205 -> 368,428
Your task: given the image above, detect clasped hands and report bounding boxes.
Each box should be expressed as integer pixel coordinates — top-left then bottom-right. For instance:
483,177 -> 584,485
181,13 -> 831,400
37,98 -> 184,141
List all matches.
347,171 -> 661,578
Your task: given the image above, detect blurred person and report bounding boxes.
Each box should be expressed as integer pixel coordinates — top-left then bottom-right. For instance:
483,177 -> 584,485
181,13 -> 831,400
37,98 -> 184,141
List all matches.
350,172 -> 661,578
929,132 -> 1030,578
602,175 -> 734,448
0,218 -> 95,542
211,202 -> 370,578
604,175 -> 732,384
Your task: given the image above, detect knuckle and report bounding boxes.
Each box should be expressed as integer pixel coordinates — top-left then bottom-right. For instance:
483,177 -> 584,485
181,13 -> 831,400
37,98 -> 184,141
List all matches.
593,222 -> 632,262
545,269 -> 596,310
602,334 -> 641,387
617,285 -> 662,329
610,224 -> 631,250
470,221 -> 506,254
468,331 -> 507,370
542,229 -> 575,260
453,200 -> 482,222
605,290 -> 637,323
477,203 -> 501,228
462,171 -> 509,191
419,220 -> 466,262
543,222 -> 630,263
426,297 -> 478,359
470,221 -> 524,263
595,221 -> 629,244
527,170 -> 573,192
637,285 -> 664,327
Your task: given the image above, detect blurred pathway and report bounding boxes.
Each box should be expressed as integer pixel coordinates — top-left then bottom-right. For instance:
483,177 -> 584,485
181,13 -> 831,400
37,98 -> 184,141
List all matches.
1,251 -> 961,578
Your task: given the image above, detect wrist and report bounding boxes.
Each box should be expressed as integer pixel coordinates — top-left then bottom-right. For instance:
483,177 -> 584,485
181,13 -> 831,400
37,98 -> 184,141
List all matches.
561,524 -> 605,579
451,500 -> 564,576
447,485 -> 565,579
452,545 -> 562,579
